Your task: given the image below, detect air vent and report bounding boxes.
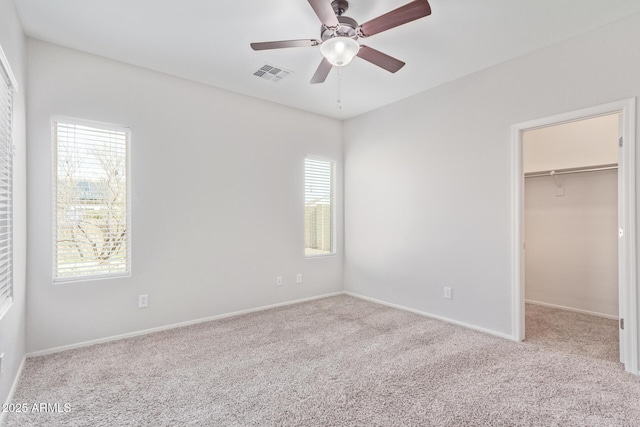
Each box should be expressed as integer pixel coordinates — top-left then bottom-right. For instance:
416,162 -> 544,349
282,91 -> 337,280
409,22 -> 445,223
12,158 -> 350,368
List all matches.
253,64 -> 293,83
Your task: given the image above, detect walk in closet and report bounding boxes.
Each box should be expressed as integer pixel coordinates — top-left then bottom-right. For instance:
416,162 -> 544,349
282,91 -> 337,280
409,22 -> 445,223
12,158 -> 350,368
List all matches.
523,113 -> 620,361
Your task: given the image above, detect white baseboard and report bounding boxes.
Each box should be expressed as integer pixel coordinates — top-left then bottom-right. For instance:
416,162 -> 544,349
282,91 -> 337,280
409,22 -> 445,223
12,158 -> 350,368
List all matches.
345,292 -> 514,341
525,299 -> 619,320
0,355 -> 26,426
27,292 -> 345,358
26,291 -> 519,358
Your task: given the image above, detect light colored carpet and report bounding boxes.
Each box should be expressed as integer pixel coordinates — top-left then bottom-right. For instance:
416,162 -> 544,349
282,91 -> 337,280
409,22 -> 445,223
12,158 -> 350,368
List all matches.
525,303 -> 620,363
6,295 -> 640,426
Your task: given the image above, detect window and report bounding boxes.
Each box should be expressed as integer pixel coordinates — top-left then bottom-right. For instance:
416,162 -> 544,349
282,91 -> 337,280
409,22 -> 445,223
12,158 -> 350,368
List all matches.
53,119 -> 130,281
0,46 -> 16,315
305,158 -> 335,257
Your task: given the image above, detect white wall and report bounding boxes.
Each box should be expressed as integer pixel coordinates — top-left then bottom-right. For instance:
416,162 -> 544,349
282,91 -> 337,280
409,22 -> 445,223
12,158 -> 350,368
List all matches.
26,39 -> 343,353
523,113 -> 619,173
525,170 -> 618,317
0,0 -> 27,408
344,12 -> 640,339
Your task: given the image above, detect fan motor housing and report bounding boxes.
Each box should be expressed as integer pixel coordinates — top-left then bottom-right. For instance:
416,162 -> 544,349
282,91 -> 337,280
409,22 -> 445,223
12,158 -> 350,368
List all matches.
320,16 -> 358,41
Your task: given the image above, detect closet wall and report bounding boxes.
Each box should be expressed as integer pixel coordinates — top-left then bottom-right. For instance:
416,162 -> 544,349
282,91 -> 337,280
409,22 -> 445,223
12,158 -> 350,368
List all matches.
524,114 -> 619,318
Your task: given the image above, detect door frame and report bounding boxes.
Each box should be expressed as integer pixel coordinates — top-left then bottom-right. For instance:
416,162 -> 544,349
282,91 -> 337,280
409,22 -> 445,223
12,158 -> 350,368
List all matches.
510,98 -> 638,374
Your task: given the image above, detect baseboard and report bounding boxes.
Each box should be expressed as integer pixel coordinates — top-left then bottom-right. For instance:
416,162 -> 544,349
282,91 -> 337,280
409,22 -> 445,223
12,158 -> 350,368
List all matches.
27,291 -> 345,358
25,291 -> 523,357
345,292 -> 514,340
0,355 -> 26,426
525,299 -> 618,320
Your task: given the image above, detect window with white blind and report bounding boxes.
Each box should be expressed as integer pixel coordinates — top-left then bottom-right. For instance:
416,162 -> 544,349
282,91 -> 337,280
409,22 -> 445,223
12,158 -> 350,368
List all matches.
0,47 -> 16,316
53,119 -> 130,282
305,158 -> 335,257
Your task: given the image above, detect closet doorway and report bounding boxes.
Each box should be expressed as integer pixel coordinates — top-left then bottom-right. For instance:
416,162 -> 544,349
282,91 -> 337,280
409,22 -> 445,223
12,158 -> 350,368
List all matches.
511,99 -> 638,375
523,114 -> 619,362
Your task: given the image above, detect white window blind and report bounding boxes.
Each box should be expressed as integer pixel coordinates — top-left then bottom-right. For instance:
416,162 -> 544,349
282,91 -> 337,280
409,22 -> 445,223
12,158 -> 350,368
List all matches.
0,47 -> 15,315
305,158 -> 335,257
53,120 -> 130,281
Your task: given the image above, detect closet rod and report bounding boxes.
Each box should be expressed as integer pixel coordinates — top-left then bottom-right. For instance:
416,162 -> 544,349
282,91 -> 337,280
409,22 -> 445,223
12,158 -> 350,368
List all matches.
525,163 -> 618,178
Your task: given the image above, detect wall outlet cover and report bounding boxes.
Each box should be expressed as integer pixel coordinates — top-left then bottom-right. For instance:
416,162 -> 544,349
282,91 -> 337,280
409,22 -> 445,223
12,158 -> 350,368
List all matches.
138,294 -> 149,308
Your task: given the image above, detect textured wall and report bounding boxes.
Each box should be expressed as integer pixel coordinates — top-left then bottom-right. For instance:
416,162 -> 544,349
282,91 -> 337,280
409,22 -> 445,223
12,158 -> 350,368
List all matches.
525,170 -> 618,317
26,40 -> 343,353
344,13 -> 640,340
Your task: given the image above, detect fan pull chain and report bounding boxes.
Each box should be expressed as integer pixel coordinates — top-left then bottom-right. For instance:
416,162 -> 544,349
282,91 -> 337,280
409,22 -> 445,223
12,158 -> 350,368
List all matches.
337,67 -> 342,114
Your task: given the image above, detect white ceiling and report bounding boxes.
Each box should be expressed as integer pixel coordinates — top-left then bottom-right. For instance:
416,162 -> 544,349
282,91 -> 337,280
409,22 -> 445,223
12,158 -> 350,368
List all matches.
13,0 -> 640,119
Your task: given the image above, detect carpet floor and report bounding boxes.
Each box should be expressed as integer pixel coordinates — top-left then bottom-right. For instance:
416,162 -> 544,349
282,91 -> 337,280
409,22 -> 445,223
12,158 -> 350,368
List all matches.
5,295 -> 640,426
525,303 -> 620,363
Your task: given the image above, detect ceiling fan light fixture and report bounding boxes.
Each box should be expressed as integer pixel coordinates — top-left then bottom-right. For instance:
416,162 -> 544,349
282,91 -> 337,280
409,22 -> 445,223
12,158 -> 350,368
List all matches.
250,0 -> 433,83
320,37 -> 360,67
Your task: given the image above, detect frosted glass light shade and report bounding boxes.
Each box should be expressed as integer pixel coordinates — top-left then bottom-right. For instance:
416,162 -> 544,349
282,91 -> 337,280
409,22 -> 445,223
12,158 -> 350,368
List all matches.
320,37 -> 360,67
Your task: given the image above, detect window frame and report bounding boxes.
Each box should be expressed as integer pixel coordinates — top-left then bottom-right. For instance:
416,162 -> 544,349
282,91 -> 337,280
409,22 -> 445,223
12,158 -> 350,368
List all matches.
304,156 -> 336,258
51,116 -> 132,283
0,45 -> 17,319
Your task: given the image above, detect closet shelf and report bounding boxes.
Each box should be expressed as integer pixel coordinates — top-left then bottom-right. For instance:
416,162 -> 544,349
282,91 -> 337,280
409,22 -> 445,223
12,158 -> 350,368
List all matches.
524,163 -> 618,178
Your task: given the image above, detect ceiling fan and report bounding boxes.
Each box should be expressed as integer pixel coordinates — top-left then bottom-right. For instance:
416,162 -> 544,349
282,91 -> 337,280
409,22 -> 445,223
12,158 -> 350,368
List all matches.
250,0 -> 432,84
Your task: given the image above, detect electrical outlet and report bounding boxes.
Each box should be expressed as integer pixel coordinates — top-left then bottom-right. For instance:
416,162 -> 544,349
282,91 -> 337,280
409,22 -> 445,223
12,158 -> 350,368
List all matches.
138,294 -> 149,308
276,276 -> 283,287
444,287 -> 452,300
296,274 -> 303,284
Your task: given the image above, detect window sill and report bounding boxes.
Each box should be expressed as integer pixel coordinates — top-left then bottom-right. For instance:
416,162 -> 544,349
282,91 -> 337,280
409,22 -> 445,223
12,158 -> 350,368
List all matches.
53,272 -> 131,285
305,253 -> 337,259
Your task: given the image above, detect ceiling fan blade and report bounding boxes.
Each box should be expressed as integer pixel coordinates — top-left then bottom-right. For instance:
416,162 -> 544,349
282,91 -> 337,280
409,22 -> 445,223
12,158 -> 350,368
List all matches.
357,45 -> 405,73
250,39 -> 321,51
307,0 -> 339,27
310,58 -> 332,84
358,0 -> 431,38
